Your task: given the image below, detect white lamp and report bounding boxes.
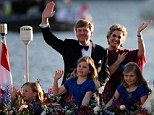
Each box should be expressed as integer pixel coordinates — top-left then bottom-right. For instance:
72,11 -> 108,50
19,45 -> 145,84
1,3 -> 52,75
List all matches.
20,26 -> 33,45
20,26 -> 33,82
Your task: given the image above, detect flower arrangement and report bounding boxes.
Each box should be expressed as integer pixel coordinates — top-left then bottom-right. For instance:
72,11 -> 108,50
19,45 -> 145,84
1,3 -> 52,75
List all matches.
0,87 -> 12,114
0,77 -> 98,115
0,79 -> 152,115
44,93 -> 95,115
101,97 -> 149,115
103,104 -> 149,115
17,104 -> 31,115
78,106 -> 94,115
44,91 -> 61,104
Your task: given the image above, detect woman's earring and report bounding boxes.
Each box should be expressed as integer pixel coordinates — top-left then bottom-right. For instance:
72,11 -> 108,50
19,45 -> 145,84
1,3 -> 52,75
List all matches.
120,44 -> 123,47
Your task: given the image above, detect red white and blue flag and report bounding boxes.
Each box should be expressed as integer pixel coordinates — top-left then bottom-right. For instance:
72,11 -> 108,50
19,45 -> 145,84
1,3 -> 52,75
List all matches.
0,39 -> 13,89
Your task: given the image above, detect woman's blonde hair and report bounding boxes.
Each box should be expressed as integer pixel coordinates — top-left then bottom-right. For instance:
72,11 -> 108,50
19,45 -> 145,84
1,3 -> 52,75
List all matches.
106,24 -> 127,45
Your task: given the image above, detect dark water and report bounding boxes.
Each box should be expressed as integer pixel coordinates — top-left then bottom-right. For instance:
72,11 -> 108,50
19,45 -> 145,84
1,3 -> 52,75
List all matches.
1,0 -> 154,90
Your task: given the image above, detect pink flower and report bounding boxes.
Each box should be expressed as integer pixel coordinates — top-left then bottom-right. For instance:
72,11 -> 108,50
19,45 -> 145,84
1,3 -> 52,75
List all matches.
47,88 -> 53,94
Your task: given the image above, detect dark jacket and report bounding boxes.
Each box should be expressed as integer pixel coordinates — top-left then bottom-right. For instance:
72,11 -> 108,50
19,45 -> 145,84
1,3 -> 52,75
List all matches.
41,26 -> 110,85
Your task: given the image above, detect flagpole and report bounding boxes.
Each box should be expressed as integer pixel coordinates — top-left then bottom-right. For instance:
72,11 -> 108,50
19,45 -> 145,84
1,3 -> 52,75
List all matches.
20,26 -> 33,82
1,35 -> 5,43
25,41 -> 30,82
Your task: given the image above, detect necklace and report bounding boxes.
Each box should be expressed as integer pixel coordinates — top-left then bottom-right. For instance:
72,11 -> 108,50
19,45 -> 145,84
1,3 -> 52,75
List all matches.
128,93 -> 132,99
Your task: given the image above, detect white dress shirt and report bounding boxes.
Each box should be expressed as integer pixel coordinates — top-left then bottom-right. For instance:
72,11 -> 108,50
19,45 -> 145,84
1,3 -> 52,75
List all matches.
80,42 -> 92,57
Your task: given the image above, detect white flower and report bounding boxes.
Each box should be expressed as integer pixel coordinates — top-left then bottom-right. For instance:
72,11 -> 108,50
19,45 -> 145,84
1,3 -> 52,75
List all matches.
94,106 -> 100,114
19,105 -> 28,111
65,110 -> 73,115
120,105 -> 126,110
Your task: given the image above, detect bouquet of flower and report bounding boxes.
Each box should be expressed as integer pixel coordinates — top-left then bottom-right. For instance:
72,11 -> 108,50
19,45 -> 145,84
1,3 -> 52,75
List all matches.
64,94 -> 96,115
44,92 -> 61,104
103,104 -> 148,115
78,106 -> 94,115
102,97 -> 149,115
0,87 -> 12,114
17,104 -> 31,115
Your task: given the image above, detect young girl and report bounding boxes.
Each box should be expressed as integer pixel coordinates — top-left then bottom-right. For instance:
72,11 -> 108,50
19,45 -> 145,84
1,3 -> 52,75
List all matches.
11,82 -> 45,114
106,62 -> 151,111
52,56 -> 99,107
21,82 -> 44,103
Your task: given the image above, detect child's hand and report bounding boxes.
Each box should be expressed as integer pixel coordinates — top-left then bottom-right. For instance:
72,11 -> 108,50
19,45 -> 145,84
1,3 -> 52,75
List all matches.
54,70 -> 63,80
10,86 -> 17,100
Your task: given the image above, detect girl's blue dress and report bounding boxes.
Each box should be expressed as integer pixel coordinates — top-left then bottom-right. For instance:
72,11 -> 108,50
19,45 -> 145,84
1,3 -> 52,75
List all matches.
64,77 -> 96,107
116,84 -> 150,111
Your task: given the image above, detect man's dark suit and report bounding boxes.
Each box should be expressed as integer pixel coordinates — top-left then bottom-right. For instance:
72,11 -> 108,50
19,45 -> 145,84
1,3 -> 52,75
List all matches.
41,27 -> 110,85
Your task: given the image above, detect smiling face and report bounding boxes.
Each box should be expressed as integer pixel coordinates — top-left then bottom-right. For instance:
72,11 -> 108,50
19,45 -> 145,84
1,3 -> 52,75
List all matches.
22,85 -> 37,101
76,26 -> 92,46
108,30 -> 125,50
76,61 -> 90,78
106,24 -> 127,50
124,71 -> 137,87
74,19 -> 93,46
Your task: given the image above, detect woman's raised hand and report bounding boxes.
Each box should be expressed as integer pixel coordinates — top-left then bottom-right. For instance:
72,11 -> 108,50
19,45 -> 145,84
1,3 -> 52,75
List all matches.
138,20 -> 152,34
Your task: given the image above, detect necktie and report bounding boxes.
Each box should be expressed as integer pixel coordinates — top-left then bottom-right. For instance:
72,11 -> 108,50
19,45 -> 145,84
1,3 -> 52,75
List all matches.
79,45 -> 89,51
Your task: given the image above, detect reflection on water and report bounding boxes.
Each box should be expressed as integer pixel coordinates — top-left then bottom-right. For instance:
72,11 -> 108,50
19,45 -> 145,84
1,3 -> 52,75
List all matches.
1,0 -> 153,89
